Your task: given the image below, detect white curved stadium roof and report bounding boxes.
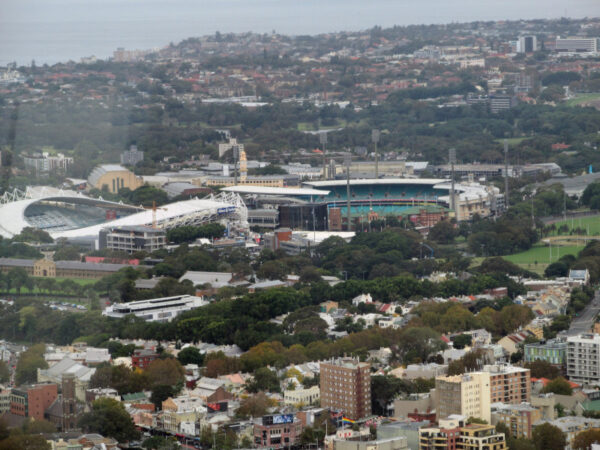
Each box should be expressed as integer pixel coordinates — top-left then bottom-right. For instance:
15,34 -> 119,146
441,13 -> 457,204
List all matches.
221,185 -> 330,196
0,187 -> 245,240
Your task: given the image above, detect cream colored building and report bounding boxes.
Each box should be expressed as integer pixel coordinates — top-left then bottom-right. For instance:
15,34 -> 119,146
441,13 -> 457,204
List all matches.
436,372 -> 491,423
204,175 -> 285,188
161,396 -> 206,433
88,164 -> 143,193
458,423 -> 507,450
283,385 -> 320,406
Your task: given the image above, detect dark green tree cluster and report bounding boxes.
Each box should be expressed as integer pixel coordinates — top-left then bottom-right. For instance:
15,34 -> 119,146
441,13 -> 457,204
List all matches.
166,223 -> 225,244
78,398 -> 140,443
371,375 -> 435,415
15,343 -> 47,385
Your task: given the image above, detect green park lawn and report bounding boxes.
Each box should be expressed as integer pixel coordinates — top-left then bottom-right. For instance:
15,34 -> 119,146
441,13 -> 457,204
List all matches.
0,276 -> 95,297
565,93 -> 600,107
494,137 -> 527,146
51,277 -> 96,286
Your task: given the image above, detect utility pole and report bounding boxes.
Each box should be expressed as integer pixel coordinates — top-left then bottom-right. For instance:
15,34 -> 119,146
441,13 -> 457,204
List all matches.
504,139 -> 509,210
345,154 -> 352,231
320,133 -> 328,180
372,129 -> 380,178
449,148 -> 457,220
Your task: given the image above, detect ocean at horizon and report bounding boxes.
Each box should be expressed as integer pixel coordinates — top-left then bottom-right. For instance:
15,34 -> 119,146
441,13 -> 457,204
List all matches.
0,0 -> 599,65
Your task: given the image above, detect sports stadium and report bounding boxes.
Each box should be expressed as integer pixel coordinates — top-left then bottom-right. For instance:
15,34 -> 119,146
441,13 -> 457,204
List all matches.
303,178 -> 500,221
223,178 -> 501,229
0,186 -> 247,240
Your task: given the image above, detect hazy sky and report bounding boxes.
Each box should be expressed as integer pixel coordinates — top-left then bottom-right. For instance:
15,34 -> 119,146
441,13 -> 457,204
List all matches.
1,0 -> 599,64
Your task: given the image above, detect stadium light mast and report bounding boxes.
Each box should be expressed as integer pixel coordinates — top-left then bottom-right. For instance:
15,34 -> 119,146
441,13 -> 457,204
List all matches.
233,145 -> 239,185
345,154 -> 352,231
504,139 -> 509,210
320,133 -> 328,180
449,148 -> 457,221
372,129 -> 380,178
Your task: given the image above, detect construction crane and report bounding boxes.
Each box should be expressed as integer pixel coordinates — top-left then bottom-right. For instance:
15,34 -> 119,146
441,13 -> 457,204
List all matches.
142,201 -> 166,229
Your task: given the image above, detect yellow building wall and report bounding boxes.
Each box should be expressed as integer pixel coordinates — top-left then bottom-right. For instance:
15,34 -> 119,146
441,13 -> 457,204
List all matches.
94,170 -> 143,193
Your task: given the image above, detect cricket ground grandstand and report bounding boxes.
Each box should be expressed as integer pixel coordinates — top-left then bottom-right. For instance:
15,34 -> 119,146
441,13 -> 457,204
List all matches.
302,178 -> 502,221
223,178 -> 502,230
0,186 -> 247,240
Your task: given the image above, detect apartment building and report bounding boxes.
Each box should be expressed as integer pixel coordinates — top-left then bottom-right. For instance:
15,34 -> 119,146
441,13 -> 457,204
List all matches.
320,358 -> 371,420
435,373 -> 491,423
99,225 -> 166,254
419,415 -> 464,450
458,423 -> 507,450
23,152 -> 73,173
484,364 -> 531,404
491,403 -> 542,439
524,339 -> 567,366
567,333 -> 600,385
0,389 -> 10,413
283,386 -> 320,406
120,145 -> 144,166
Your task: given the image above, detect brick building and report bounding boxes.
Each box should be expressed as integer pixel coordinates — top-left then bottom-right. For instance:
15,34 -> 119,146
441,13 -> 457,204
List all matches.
484,364 -> 531,404
320,358 -> 371,421
10,383 -> 58,421
253,414 -> 303,449
132,349 -> 159,370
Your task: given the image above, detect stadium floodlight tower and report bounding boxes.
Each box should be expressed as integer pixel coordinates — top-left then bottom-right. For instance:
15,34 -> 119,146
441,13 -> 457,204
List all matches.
504,139 -> 509,210
320,132 -> 328,179
449,148 -> 457,220
372,129 -> 380,178
233,145 -> 239,185
345,154 -> 352,231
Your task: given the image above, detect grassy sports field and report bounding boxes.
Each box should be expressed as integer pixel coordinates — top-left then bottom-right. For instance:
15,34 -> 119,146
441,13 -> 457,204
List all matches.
548,215 -> 600,236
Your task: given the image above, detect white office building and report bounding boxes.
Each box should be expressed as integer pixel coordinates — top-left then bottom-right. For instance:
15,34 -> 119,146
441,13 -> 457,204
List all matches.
103,294 -> 208,322
567,333 -> 600,385
555,37 -> 598,53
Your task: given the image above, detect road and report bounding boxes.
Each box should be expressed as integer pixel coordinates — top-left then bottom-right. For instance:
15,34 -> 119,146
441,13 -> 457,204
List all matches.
567,290 -> 600,336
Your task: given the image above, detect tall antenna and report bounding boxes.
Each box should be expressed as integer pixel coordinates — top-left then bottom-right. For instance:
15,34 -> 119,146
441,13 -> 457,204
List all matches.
449,148 -> 456,220
372,129 -> 380,178
320,133 -> 328,180
345,154 -> 352,231
504,139 -> 509,210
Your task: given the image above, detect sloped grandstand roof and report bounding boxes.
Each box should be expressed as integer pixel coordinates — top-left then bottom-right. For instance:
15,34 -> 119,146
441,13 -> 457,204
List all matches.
222,185 -> 329,196
304,178 -> 446,187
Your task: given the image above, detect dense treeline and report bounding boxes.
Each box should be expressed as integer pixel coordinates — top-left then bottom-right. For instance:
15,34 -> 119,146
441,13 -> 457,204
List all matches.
0,267 -> 526,351
3,84 -> 600,178
546,240 -> 600,283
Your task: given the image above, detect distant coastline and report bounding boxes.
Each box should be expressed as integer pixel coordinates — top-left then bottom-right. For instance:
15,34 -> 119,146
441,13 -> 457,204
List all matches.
0,0 -> 599,65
